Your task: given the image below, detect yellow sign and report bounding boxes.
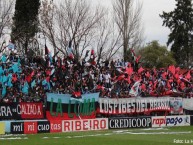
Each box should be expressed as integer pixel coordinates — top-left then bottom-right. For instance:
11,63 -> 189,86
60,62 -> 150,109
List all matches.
0,122 -> 5,135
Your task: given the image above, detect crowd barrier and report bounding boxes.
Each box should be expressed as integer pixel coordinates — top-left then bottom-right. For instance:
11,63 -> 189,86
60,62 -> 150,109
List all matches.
9,118 -> 108,134
0,115 -> 192,135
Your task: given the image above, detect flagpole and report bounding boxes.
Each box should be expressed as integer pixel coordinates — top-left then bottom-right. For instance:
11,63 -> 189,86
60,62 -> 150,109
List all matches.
0,41 -> 6,53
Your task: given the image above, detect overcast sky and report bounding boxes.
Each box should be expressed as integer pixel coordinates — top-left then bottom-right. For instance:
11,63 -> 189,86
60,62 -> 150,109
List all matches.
97,0 -> 176,46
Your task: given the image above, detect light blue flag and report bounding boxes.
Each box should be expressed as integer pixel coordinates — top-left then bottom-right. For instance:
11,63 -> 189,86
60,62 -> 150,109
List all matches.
7,43 -> 15,50
38,79 -> 40,84
51,68 -> 55,75
22,82 -> 29,94
31,80 -> 36,88
42,79 -> 47,86
7,80 -> 13,87
2,86 -> 6,97
0,76 -> 2,83
12,63 -> 19,73
0,66 -> 4,75
2,75 -> 8,83
7,74 -> 13,87
47,82 -> 51,90
17,58 -> 21,66
1,54 -> 7,63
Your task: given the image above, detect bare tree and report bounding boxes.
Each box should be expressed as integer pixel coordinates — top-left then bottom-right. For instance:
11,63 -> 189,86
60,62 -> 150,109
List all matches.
94,11 -> 122,63
39,0 -> 105,58
113,0 -> 144,61
39,0 -> 58,54
0,0 -> 14,52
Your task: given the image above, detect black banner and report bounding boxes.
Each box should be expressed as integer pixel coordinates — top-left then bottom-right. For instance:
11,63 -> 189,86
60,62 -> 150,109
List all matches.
191,116 -> 193,126
11,122 -> 24,134
37,121 -> 50,133
109,117 -> 152,129
0,103 -> 20,119
0,102 -> 44,120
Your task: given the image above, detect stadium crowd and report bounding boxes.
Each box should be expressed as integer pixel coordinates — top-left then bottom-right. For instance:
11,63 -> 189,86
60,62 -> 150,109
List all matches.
0,46 -> 193,103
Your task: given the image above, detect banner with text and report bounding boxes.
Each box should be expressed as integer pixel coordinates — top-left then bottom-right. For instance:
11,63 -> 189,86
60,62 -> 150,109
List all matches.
152,115 -> 190,127
46,93 -> 100,120
166,115 -> 190,127
0,103 -> 44,120
98,97 -> 171,115
109,117 -> 152,129
62,118 -> 108,132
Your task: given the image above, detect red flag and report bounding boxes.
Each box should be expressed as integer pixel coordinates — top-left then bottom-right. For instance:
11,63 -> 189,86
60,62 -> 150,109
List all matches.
73,91 -> 82,98
117,75 -> 125,81
126,67 -> 133,76
145,71 -> 150,78
185,71 -> 191,80
91,49 -> 94,55
96,85 -> 105,90
136,55 -> 141,63
91,60 -> 96,65
175,73 -> 179,79
46,76 -> 50,82
141,83 -> 146,91
175,67 -> 180,73
138,66 -> 144,74
125,76 -> 131,84
168,65 -> 175,75
46,70 -> 51,76
167,81 -> 171,89
162,71 -> 167,79
12,74 -> 17,82
31,70 -> 35,77
25,75 -> 32,83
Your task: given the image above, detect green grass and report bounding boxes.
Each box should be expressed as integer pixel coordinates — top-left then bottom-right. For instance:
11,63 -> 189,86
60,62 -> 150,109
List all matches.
1,126 -> 193,145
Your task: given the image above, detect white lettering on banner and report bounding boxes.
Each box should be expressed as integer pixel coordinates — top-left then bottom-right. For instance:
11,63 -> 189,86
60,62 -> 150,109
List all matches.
38,124 -> 50,131
99,98 -> 170,114
108,99 -> 113,114
13,124 -> 23,132
152,116 -> 191,127
28,123 -> 35,131
166,115 -> 190,126
109,118 -> 151,129
152,116 -> 166,127
0,106 -> 12,117
51,123 -> 61,131
20,104 -> 41,115
62,119 -> 108,132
